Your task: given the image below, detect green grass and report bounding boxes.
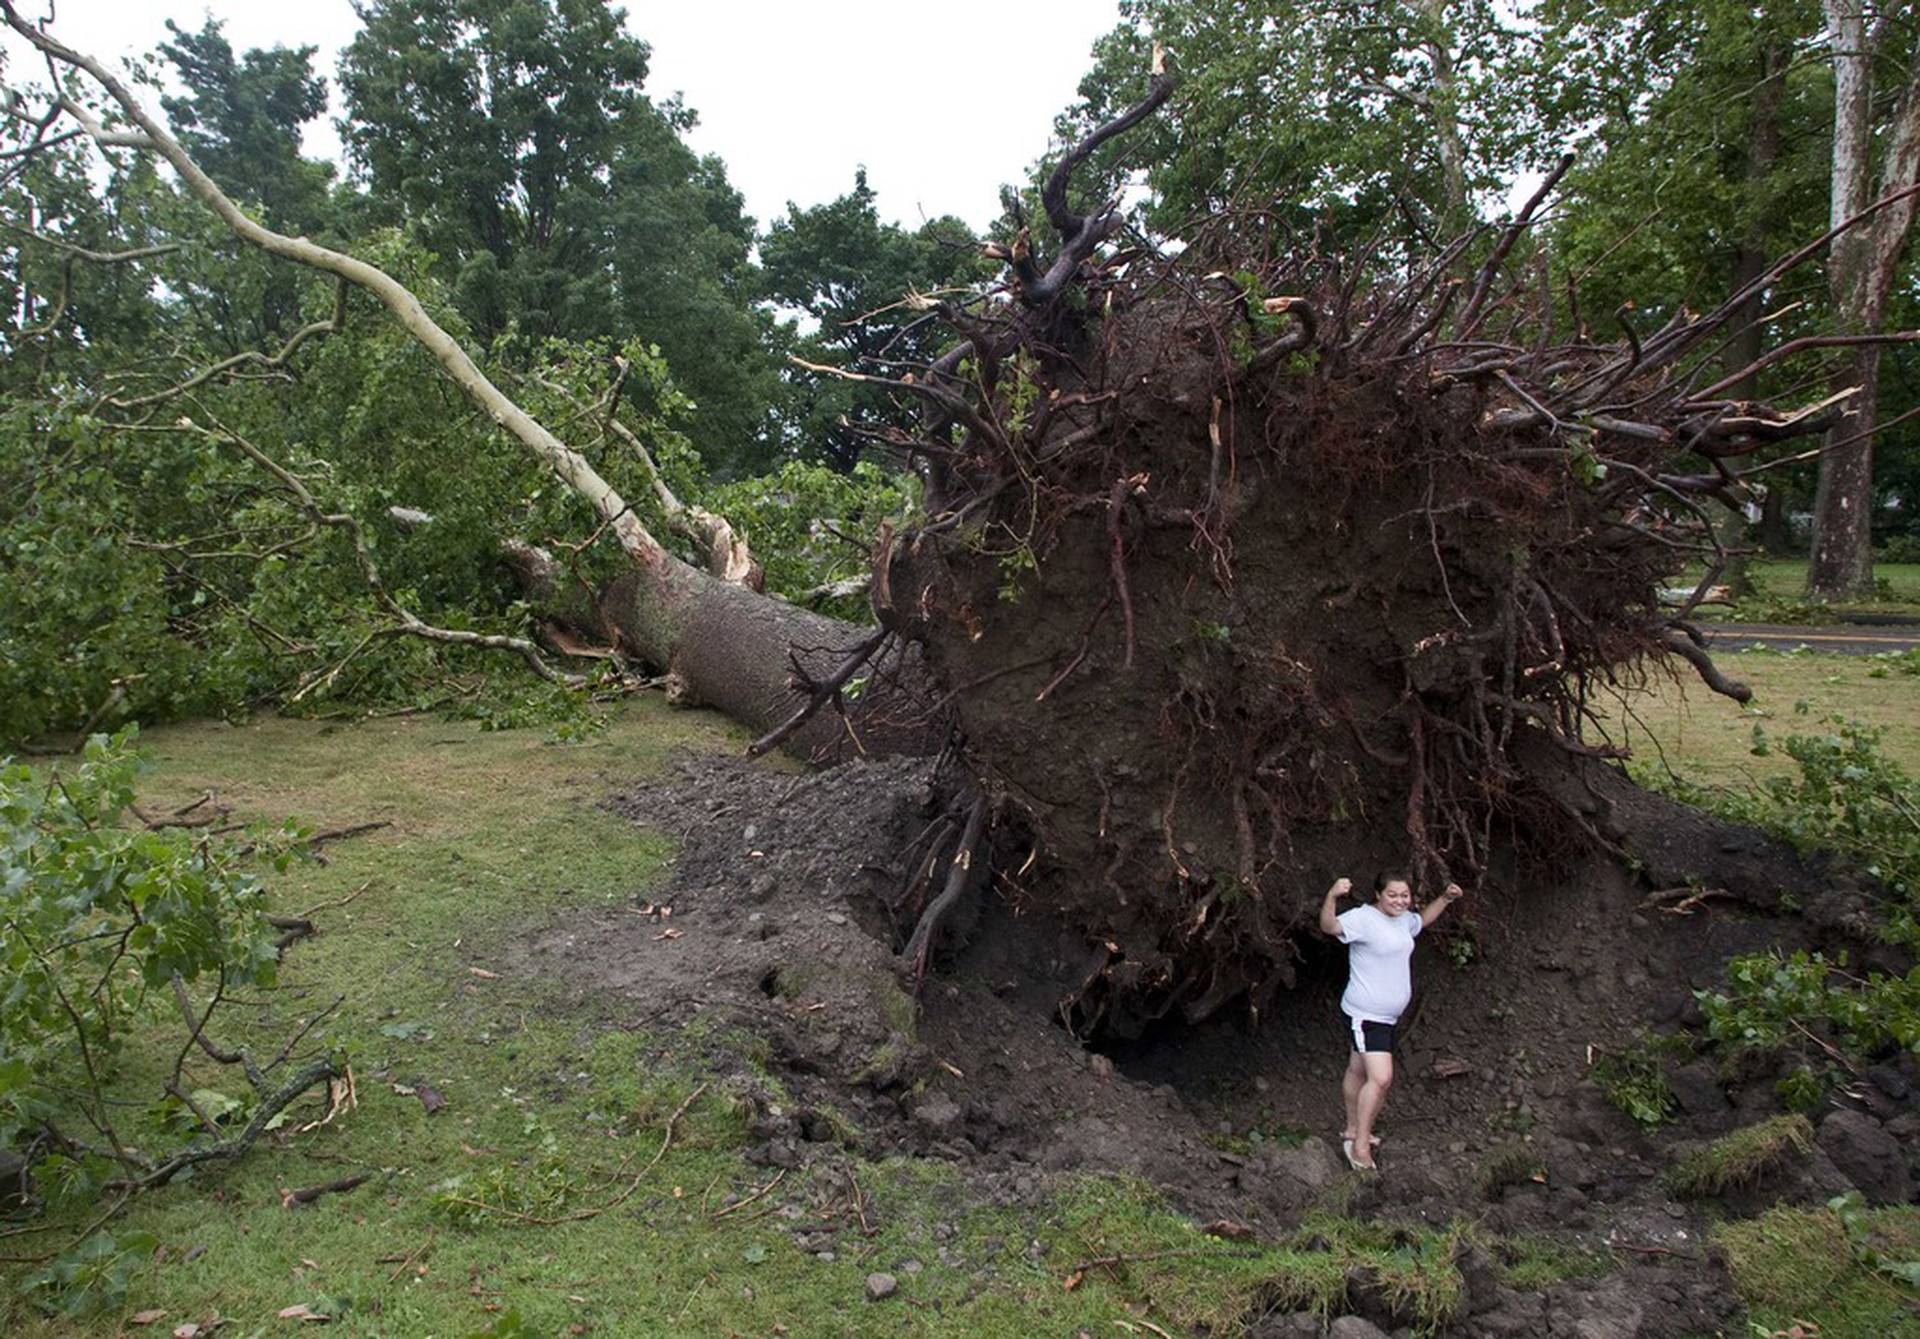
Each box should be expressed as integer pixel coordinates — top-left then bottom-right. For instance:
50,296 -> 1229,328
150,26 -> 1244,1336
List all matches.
1759,557 -> 1920,609
1664,1115 -> 1814,1199
1491,1234 -> 1611,1290
1694,557 -> 1920,621
1720,1202 -> 1920,1338
1599,648 -> 1920,790
0,704 -> 1481,1337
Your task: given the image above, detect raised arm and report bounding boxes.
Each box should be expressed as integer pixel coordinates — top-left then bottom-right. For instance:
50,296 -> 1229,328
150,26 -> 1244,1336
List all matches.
1420,882 -> 1466,928
1319,877 -> 1352,936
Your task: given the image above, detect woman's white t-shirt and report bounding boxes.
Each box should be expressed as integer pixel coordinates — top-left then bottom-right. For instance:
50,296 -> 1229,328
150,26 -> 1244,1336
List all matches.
1335,904 -> 1422,1024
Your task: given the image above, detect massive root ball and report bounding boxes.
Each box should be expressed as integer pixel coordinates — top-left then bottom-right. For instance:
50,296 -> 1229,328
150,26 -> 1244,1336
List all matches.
877,232 -> 1802,1038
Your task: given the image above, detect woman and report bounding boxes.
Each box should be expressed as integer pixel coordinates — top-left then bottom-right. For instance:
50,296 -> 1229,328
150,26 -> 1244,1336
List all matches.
1318,871 -> 1465,1170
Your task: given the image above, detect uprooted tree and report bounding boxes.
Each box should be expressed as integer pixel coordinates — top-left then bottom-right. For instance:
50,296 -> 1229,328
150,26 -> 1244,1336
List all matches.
6,14 -> 1908,1040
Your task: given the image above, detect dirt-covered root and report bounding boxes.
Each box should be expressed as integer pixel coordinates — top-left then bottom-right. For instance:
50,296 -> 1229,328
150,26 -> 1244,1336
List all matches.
878,237 -> 1826,1035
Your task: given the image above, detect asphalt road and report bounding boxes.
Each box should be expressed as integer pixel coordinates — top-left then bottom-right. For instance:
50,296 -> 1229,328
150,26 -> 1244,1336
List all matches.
1704,623 -> 1920,655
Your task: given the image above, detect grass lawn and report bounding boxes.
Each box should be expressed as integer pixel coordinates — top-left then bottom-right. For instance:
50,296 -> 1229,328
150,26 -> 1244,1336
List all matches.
1599,647 -> 1920,789
1719,1200 -> 1920,1339
1700,557 -> 1920,621
0,701 -> 1474,1337
1749,557 -> 1920,604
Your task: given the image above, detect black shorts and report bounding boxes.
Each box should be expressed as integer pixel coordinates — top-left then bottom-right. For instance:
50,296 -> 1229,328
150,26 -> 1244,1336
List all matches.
1345,1012 -> 1396,1054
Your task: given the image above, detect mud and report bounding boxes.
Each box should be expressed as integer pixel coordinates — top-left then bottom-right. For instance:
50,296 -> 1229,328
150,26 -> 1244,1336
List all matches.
499,750 -> 1919,1336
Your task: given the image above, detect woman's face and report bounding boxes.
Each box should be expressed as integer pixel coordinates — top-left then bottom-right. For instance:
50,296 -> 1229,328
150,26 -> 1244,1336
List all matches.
1375,880 -> 1413,916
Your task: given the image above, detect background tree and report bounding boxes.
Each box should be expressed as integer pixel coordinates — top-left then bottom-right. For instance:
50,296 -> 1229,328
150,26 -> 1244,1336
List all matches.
1806,0 -> 1920,600
1058,0 -> 1526,246
157,18 -> 335,236
339,0 -> 781,473
761,170 -> 990,469
1529,0 -> 1833,576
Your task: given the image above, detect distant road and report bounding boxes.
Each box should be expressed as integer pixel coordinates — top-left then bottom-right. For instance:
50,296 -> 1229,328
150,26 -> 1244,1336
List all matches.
1704,623 -> 1920,656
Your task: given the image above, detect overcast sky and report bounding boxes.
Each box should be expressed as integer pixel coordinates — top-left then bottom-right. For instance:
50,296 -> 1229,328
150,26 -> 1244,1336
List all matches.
3,1 -> 1126,231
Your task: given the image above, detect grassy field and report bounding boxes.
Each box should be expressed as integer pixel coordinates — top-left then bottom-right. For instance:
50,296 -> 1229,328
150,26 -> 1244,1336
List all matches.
1747,557 -> 1920,605
1599,647 -> 1920,789
2,656 -> 1916,1335
1699,557 -> 1920,621
0,703 -> 1474,1337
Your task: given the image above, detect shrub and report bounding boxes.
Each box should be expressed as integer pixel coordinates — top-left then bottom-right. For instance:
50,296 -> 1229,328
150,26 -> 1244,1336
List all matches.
0,730 -> 339,1314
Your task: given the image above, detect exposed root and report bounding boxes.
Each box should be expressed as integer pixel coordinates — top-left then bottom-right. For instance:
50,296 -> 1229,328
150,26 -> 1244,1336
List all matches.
902,796 -> 989,990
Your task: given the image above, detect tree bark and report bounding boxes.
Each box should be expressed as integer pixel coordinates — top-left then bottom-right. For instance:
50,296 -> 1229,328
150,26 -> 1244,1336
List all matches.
1808,5 -> 1920,599
1419,0 -> 1471,226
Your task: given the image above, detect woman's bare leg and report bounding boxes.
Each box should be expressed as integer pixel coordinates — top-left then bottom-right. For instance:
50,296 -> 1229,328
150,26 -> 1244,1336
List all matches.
1341,1050 -> 1366,1139
1353,1052 -> 1394,1168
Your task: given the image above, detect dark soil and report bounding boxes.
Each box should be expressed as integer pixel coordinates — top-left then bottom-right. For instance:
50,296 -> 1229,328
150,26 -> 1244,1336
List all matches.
499,749 -> 1920,1337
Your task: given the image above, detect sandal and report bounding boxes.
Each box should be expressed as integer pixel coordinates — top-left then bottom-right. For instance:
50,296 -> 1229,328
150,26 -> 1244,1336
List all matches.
1341,1138 -> 1377,1172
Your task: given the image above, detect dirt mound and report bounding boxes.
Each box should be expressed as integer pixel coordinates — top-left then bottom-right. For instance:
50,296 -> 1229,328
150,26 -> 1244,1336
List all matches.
497,749 -> 1918,1336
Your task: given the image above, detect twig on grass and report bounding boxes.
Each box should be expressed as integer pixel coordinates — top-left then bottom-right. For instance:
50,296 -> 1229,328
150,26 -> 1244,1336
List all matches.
1062,1244 -> 1261,1291
279,1170 -> 373,1207
298,879 -> 374,920
712,1168 -> 786,1220
383,1228 -> 436,1282
849,1166 -> 874,1235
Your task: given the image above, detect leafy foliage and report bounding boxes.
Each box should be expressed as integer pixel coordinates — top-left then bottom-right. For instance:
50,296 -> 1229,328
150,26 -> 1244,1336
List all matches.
761,171 -> 990,469
1703,715 -> 1920,940
338,0 -> 782,473
1702,949 -> 1920,1056
1060,0 -> 1530,243
710,460 -> 918,619
1,730 -> 282,1150
1656,716 -> 1920,1103
0,730 -> 341,1312
1592,1034 -> 1685,1126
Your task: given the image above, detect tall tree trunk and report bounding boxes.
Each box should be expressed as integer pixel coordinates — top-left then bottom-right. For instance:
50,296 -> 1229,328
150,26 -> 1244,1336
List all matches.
1809,6 -> 1920,600
1759,484 -> 1793,555
1419,0 -> 1471,225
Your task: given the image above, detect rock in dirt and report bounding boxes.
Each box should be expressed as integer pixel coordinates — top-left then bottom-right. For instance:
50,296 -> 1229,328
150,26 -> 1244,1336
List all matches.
1471,1286 -> 1549,1337
1327,1317 -> 1392,1339
1456,1244 -> 1501,1315
1818,1109 -> 1913,1205
1247,1315 -> 1322,1339
864,1271 -> 898,1301
911,1094 -> 962,1134
1665,1062 -> 1731,1127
